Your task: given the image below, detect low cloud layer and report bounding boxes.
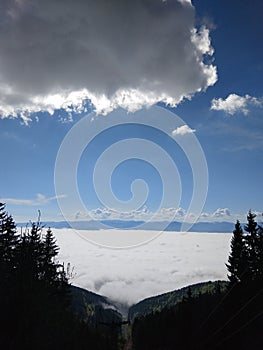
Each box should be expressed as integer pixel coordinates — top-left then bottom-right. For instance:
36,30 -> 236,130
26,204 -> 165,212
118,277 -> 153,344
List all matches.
55,229 -> 231,306
0,0 -> 217,121
74,206 -> 236,222
75,206 -> 186,222
211,93 -> 262,115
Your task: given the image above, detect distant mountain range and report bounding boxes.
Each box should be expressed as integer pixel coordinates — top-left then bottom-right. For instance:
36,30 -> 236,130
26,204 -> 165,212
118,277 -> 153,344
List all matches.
17,219 -> 235,233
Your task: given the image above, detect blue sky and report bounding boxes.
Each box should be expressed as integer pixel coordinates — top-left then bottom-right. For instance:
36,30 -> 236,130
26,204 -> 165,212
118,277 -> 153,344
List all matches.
0,0 -> 262,224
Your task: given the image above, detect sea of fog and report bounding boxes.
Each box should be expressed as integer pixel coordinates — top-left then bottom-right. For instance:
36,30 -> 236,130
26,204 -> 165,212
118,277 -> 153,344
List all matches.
54,229 -> 232,306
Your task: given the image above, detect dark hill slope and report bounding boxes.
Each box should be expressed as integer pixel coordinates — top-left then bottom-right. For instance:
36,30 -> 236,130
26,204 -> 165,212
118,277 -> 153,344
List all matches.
69,285 -> 122,326
129,280 -> 228,321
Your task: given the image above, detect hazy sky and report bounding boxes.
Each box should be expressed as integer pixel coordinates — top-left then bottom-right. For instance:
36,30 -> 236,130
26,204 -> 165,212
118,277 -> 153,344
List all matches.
0,0 -> 262,225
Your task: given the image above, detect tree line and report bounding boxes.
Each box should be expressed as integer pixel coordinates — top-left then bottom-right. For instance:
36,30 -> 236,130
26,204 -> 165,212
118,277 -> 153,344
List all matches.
0,203 -> 118,349
226,210 -> 263,285
132,211 -> 263,349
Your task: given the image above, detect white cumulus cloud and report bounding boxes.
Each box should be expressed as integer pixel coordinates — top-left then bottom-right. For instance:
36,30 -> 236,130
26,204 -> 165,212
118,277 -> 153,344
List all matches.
211,93 -> 262,115
172,124 -> 196,135
212,208 -> 231,218
0,0 -> 217,121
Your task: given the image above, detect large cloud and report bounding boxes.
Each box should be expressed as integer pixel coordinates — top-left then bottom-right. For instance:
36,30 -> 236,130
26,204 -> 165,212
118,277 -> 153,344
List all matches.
0,0 -> 217,121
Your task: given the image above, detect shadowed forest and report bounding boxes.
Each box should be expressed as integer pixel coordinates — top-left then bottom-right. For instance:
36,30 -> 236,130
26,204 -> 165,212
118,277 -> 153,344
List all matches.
0,203 -> 263,349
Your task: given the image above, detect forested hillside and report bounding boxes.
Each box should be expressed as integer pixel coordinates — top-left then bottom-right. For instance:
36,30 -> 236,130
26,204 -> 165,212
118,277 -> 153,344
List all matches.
70,285 -> 122,325
129,280 -> 228,321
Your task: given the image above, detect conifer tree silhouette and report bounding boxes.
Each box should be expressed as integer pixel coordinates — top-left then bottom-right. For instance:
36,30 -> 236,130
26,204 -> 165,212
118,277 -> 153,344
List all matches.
0,204 -> 119,349
0,203 -> 19,294
244,210 -> 259,279
226,220 -> 247,283
42,227 -> 59,283
257,223 -> 263,281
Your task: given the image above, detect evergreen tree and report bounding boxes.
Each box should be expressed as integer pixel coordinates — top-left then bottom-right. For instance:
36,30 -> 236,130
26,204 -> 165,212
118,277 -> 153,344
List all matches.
0,202 -> 7,226
42,227 -> 59,284
0,204 -> 117,349
226,220 -> 247,284
256,223 -> 263,283
0,204 -> 20,347
244,211 -> 260,279
23,222 -> 44,282
0,203 -> 19,286
0,203 -> 6,289
4,215 -> 18,262
41,227 -> 69,305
